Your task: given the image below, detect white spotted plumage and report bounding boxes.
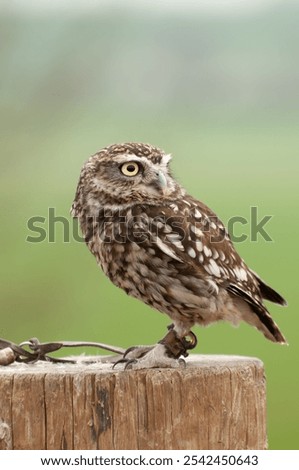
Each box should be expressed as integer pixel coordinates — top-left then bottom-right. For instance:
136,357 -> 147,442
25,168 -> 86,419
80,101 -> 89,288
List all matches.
72,141 -> 287,358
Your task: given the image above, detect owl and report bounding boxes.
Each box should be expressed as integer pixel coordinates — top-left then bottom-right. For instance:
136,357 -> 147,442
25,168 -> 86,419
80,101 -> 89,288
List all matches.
71,142 -> 287,369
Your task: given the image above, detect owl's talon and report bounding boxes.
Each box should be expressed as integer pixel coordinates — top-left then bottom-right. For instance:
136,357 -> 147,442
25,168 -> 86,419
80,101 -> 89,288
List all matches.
119,343 -> 184,369
124,359 -> 138,370
178,358 -> 187,368
123,345 -> 154,359
112,358 -> 129,369
110,328 -> 197,370
112,346 -> 155,369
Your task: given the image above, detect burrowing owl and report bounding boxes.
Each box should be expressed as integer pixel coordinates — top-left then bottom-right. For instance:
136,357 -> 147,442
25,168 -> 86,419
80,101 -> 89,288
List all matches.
71,142 -> 287,368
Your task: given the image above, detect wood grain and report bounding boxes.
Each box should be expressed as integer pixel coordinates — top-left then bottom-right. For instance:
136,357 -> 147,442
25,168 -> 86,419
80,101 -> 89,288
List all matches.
0,355 -> 267,450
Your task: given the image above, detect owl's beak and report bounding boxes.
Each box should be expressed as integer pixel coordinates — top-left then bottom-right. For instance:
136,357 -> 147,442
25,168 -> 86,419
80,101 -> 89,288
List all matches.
157,170 -> 169,195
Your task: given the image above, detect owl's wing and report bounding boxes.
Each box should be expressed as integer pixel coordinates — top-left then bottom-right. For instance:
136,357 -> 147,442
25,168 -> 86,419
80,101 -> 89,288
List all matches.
140,199 -> 286,342
144,198 -> 257,293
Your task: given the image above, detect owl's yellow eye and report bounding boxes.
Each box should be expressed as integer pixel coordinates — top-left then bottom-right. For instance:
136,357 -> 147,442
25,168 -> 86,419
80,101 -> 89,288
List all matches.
120,162 -> 140,177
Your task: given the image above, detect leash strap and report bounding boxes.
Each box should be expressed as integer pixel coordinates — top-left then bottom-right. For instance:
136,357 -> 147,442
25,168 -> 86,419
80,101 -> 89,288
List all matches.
0,337 -> 125,366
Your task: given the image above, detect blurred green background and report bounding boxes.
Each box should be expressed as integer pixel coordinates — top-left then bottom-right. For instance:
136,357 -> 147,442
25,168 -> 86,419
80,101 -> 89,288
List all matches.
1,0 -> 298,450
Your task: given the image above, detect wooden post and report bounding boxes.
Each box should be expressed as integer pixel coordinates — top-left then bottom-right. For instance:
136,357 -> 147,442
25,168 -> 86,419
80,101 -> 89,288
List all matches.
0,355 -> 267,450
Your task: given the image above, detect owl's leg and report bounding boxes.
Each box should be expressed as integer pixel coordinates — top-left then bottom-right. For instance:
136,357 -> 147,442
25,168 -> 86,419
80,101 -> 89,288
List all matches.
113,324 -> 197,370
159,323 -> 197,360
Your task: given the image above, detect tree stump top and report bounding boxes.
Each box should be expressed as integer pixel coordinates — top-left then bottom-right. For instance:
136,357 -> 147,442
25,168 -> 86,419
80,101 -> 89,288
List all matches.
0,353 -> 263,374
0,355 -> 267,450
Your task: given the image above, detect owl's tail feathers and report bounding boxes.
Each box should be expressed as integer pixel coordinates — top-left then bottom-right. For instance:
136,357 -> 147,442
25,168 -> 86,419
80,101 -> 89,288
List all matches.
228,284 -> 287,344
258,279 -> 287,306
250,302 -> 288,344
251,271 -> 288,306
250,273 -> 288,342
237,298 -> 288,344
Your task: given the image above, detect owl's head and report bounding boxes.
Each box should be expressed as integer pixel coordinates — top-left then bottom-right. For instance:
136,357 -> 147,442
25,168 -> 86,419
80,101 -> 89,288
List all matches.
71,142 -> 184,216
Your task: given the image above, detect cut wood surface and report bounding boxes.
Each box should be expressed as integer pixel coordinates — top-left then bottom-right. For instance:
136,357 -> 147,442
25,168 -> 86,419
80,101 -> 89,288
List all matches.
0,355 -> 267,450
